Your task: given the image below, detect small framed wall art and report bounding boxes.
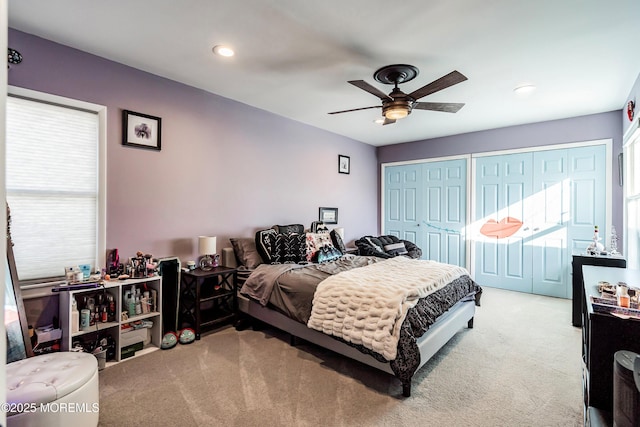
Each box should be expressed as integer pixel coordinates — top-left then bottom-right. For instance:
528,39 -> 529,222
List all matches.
123,110 -> 162,151
319,207 -> 338,224
338,155 -> 350,174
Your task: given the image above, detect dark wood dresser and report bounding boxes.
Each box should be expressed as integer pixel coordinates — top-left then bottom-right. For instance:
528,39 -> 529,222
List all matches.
572,254 -> 626,327
581,266 -> 640,425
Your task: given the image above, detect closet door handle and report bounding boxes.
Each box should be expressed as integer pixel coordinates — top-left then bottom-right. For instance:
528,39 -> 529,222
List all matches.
533,227 -> 540,232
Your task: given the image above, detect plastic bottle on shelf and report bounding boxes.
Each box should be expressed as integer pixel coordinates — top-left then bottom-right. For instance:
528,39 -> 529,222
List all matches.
71,297 -> 79,333
128,297 -> 136,318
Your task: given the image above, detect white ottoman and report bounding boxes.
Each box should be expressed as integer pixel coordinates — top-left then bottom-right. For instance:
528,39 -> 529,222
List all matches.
6,352 -> 99,427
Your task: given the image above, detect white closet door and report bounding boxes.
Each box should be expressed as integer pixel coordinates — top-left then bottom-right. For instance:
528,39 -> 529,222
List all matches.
384,164 -> 423,249
474,153 -> 533,292
422,159 -> 467,265
531,149 -> 569,297
384,159 -> 467,265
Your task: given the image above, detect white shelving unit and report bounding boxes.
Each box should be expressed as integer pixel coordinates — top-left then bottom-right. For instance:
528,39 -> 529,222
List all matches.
59,276 -> 162,366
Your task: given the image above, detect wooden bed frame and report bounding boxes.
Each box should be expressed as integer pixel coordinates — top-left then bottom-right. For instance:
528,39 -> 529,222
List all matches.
222,248 -> 475,397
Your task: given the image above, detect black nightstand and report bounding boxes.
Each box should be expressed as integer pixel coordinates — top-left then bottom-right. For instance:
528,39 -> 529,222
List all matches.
179,266 -> 237,339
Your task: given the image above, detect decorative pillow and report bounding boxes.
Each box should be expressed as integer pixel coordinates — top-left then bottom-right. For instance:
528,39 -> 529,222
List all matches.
384,242 -> 408,256
255,229 -> 278,263
230,237 -> 263,268
272,224 -> 305,235
365,236 -> 385,253
330,229 -> 347,253
316,245 -> 342,263
279,233 -> 306,264
310,221 -> 329,233
306,232 -> 335,261
257,232 -> 307,264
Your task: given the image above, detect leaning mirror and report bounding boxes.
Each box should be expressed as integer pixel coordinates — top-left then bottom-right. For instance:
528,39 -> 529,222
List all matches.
5,210 -> 33,362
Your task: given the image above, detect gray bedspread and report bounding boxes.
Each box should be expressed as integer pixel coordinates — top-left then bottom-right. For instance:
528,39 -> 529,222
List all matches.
242,255 -> 382,323
240,254 -> 482,385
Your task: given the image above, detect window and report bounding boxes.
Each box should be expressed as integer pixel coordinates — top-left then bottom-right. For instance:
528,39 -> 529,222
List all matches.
624,124 -> 640,269
6,89 -> 106,283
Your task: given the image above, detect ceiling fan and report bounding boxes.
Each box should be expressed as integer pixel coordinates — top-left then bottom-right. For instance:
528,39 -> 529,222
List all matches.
329,64 -> 467,125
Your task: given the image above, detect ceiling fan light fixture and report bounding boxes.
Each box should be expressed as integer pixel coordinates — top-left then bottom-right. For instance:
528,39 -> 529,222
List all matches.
212,45 -> 235,57
384,106 -> 409,120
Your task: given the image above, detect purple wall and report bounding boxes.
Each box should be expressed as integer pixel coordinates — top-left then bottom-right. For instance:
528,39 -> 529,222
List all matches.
8,29 -> 378,262
377,111 -> 625,245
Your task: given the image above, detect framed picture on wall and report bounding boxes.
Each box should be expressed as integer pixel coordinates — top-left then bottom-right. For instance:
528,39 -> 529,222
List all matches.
319,207 -> 338,224
338,155 -> 350,174
123,110 -> 162,151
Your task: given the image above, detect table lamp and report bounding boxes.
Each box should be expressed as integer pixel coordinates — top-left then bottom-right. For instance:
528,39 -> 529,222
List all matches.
198,236 -> 217,271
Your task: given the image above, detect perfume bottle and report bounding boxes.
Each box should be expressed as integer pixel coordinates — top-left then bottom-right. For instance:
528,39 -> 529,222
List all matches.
609,225 -> 619,255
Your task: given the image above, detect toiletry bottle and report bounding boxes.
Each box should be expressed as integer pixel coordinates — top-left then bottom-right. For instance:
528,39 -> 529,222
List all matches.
71,297 -> 79,333
108,294 -> 115,321
128,297 -> 136,318
151,289 -> 157,312
80,309 -> 90,331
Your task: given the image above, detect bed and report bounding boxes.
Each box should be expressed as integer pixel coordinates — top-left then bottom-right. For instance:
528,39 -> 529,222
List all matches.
222,239 -> 481,397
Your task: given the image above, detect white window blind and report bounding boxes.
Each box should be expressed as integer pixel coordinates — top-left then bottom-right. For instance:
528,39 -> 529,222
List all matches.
6,95 -> 100,281
625,127 -> 640,270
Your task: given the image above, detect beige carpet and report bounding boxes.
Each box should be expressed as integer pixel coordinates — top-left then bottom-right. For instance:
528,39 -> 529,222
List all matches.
98,287 -> 583,426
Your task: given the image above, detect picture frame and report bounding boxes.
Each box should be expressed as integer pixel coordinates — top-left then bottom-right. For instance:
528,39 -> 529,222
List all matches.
319,207 -> 338,224
123,110 -> 162,151
338,155 -> 350,174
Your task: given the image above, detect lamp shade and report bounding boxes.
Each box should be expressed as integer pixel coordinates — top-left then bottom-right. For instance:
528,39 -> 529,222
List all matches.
385,106 -> 409,120
198,236 -> 217,255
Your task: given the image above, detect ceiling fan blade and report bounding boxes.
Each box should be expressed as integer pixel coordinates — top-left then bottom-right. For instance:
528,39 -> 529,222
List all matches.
382,118 -> 396,125
348,80 -> 393,101
408,71 -> 468,101
328,105 -> 380,115
413,102 -> 465,113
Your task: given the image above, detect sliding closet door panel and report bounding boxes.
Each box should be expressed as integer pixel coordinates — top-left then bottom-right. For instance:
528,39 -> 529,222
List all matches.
384,164 -> 424,250
421,159 -> 466,265
532,149 -> 569,297
567,145 -> 606,256
475,153 -> 533,292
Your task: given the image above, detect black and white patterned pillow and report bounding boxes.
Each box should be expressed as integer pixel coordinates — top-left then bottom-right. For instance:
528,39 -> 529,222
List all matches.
272,224 -> 305,235
264,232 -> 307,264
384,242 -> 408,256
330,229 -> 346,253
255,229 -> 277,263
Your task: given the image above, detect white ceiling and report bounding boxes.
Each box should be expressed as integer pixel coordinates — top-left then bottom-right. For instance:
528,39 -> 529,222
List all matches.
8,0 -> 640,146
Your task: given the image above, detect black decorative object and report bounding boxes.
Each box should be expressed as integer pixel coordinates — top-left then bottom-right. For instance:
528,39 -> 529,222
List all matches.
123,110 -> 162,151
8,48 -> 22,66
339,155 -> 350,174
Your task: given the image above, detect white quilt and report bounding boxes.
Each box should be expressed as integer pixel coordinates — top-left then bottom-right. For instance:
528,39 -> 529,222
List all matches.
306,256 -> 469,360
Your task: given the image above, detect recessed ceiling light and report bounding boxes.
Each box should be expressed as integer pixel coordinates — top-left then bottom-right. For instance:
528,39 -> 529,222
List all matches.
212,45 -> 235,57
514,84 -> 536,94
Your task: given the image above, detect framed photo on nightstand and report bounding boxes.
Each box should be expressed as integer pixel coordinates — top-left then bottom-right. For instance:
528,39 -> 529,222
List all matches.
319,207 -> 338,224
